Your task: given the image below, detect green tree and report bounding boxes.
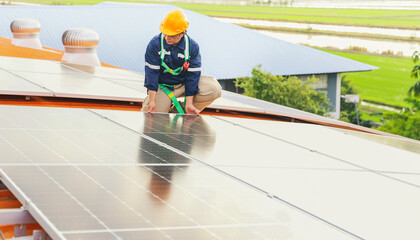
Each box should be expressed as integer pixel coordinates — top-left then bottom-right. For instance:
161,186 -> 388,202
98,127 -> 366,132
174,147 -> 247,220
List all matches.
409,47 -> 420,97
235,66 -> 331,116
377,98 -> 420,140
376,47 -> 420,140
340,75 -> 359,123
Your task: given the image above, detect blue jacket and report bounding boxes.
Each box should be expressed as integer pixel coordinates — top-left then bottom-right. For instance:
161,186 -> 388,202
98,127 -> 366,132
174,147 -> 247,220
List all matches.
144,34 -> 201,96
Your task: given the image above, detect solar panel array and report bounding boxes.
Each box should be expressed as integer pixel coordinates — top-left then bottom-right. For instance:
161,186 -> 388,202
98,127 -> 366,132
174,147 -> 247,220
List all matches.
1,105 -> 419,239
0,105 -> 361,240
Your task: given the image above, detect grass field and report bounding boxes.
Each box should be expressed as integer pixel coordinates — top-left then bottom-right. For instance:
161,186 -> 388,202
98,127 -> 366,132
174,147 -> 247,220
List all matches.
11,1 -> 420,29
174,4 -> 420,29
237,24 -> 420,42
323,49 -> 417,108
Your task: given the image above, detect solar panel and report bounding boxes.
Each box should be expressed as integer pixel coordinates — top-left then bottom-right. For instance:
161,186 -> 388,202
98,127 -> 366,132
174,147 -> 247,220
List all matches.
89,108 -> 420,240
0,105 -> 186,165
213,117 -> 420,173
12,71 -> 143,101
91,109 -> 359,170
0,56 -> 146,101
0,68 -> 53,96
0,164 -> 357,239
0,56 -> 261,111
216,167 -> 420,240
0,56 -> 75,74
0,105 -> 359,239
385,173 -> 420,186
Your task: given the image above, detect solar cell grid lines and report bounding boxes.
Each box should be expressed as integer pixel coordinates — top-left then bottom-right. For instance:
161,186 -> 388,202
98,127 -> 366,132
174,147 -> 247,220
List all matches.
214,116 -> 420,174
0,164 -> 356,240
90,109 -> 420,239
0,106 -> 187,165
0,105 -> 361,240
93,109 -> 359,170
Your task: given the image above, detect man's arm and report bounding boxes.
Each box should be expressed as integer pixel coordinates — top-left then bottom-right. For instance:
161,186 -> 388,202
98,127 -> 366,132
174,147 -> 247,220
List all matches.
144,36 -> 161,112
184,38 -> 201,114
185,95 -> 200,115
147,90 -> 157,112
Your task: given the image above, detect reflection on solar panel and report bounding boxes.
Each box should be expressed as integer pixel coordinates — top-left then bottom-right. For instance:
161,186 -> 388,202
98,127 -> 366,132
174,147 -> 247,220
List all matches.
0,105 -> 363,239
0,56 -> 146,101
90,108 -> 420,240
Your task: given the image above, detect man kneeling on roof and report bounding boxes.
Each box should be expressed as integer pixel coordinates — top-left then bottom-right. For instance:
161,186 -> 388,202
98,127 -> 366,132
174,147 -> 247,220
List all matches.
142,9 -> 222,114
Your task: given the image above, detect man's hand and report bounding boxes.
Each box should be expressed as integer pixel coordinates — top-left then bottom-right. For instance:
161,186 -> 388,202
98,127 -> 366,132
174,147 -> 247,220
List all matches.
185,96 -> 200,115
185,104 -> 200,115
147,90 -> 157,113
148,101 -> 157,112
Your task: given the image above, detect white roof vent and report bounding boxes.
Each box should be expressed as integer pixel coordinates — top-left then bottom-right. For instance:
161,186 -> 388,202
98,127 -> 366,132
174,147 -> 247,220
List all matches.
61,28 -> 101,67
10,19 -> 43,49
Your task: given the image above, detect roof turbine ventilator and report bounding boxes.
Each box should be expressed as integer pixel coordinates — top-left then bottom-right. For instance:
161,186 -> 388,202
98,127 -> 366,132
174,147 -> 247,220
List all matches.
10,18 -> 43,50
62,28 -> 101,67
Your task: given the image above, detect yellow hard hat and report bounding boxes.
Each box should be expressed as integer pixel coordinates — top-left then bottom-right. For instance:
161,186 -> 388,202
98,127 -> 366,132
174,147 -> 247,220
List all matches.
159,9 -> 189,36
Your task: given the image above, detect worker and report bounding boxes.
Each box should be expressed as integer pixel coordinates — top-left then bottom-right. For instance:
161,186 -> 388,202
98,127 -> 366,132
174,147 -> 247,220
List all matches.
142,9 -> 222,114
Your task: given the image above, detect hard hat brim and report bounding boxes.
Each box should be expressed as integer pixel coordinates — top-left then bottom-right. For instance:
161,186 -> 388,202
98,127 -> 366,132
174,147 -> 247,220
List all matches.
160,21 -> 182,36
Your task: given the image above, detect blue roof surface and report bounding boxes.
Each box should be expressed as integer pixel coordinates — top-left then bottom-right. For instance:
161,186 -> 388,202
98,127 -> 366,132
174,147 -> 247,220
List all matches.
0,3 -> 377,79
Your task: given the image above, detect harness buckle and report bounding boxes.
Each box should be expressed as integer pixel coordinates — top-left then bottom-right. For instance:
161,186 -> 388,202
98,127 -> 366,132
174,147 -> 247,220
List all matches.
183,61 -> 190,72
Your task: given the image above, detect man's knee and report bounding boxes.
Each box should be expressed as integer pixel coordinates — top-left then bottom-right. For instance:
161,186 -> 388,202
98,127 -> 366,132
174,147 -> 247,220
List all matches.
142,91 -> 173,113
198,75 -> 222,101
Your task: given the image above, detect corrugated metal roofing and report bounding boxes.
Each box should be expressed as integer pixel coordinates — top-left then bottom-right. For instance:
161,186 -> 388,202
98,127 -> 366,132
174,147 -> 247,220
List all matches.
0,3 -> 377,79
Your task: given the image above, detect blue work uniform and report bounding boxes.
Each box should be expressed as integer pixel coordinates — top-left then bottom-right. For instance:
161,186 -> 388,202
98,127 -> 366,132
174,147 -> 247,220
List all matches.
144,34 -> 202,97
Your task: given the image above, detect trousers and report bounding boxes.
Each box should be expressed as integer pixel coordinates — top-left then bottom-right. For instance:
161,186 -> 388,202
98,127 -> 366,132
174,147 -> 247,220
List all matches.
141,75 -> 222,113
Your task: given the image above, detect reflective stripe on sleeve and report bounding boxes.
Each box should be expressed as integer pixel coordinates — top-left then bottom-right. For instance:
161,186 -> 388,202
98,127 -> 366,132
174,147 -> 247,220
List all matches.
145,62 -> 160,70
187,67 -> 201,72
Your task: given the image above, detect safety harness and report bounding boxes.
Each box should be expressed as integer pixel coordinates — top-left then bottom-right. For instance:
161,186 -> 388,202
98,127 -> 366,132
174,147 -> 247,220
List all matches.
158,83 -> 186,114
160,33 -> 190,75
158,33 -> 190,114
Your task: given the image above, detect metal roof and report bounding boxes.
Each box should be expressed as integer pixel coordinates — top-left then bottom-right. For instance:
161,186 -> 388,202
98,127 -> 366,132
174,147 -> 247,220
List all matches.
0,3 -> 377,79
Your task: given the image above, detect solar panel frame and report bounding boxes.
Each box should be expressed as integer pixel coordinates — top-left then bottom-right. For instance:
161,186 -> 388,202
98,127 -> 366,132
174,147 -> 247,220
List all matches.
0,168 -> 65,240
